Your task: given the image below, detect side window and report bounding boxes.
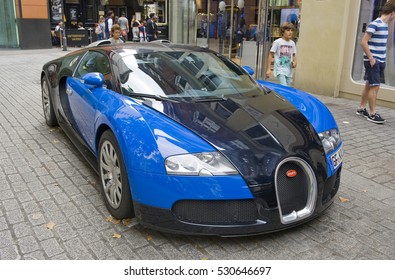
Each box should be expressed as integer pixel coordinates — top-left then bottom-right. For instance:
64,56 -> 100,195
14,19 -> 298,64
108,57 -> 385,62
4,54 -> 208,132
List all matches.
74,51 -> 111,80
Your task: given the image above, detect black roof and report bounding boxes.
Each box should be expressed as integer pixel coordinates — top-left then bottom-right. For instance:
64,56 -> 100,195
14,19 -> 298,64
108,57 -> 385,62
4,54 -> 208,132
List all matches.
85,40 -> 211,55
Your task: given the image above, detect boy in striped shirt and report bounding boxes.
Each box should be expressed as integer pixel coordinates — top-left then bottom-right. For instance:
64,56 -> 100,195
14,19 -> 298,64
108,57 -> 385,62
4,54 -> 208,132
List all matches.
356,0 -> 395,124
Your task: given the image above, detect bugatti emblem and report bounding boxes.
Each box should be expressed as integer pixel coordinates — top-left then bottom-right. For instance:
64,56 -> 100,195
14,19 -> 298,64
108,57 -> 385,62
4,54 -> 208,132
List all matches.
286,169 -> 297,178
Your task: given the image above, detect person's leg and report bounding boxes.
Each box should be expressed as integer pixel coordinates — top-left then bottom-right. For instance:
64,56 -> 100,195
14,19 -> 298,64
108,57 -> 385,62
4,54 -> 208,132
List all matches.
359,60 -> 373,109
366,62 -> 386,123
286,76 -> 293,87
356,82 -> 370,117
367,61 -> 385,115
277,75 -> 287,86
359,82 -> 369,108
367,85 -> 379,115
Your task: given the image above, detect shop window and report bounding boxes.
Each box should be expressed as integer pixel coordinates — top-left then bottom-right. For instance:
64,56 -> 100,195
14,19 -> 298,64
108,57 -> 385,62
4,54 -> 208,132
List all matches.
145,0 -> 167,24
268,1 -> 300,43
86,0 -> 94,22
352,0 -> 395,87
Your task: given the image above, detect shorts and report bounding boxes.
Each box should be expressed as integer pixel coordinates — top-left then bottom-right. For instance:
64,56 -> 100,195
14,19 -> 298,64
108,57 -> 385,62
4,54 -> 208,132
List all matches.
364,60 -> 385,87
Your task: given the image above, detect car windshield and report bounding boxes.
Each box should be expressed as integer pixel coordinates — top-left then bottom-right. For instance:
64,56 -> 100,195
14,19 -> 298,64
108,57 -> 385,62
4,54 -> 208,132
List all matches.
117,51 -> 264,100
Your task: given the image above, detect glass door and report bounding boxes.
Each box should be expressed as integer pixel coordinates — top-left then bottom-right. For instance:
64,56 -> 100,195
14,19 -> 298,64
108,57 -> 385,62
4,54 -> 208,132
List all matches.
0,0 -> 19,48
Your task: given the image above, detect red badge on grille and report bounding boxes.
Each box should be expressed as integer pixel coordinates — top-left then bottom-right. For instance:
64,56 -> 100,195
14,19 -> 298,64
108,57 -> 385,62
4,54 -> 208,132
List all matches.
286,170 -> 297,178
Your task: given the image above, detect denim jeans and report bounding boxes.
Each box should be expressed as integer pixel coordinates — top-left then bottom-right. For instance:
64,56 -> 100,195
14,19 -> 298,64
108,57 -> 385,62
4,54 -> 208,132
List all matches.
276,74 -> 292,87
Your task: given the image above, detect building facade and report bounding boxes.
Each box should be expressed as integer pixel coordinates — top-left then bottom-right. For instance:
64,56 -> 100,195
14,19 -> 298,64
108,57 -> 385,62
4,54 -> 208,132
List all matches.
0,0 -> 394,107
294,0 -> 395,108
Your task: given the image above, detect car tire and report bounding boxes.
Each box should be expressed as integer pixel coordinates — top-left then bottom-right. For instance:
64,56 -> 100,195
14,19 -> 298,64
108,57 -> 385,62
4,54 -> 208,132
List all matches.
41,76 -> 58,126
98,130 -> 134,219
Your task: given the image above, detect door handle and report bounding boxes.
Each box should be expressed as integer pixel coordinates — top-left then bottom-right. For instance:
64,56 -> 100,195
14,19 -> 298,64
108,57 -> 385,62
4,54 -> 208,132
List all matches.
66,88 -> 73,95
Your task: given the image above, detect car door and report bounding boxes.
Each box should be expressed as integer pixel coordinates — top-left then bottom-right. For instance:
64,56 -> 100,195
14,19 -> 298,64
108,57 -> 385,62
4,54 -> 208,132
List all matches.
67,51 -> 112,150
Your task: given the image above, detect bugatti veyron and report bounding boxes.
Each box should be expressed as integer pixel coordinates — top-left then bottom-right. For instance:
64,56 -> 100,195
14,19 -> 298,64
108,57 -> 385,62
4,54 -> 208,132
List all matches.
41,42 -> 343,235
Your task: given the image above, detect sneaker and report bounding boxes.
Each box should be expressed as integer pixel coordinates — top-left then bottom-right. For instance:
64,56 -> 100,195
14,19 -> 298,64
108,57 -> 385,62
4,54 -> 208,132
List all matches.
356,107 -> 369,117
367,113 -> 386,124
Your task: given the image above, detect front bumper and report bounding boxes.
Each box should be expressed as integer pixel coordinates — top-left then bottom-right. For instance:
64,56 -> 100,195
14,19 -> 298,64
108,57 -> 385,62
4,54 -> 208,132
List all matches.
132,167 -> 341,236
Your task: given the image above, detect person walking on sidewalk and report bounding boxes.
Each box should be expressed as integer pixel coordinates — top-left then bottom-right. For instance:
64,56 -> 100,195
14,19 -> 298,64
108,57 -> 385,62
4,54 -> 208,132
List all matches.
118,12 -> 129,41
105,10 -> 114,39
356,0 -> 395,124
266,22 -> 297,87
145,13 -> 158,42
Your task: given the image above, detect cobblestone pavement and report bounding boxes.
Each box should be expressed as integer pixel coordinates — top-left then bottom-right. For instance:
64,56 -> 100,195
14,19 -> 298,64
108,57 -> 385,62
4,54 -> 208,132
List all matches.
1,47 -> 395,260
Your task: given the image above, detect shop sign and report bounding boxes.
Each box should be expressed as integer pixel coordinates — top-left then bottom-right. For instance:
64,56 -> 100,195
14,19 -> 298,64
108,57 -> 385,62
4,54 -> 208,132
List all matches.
66,30 -> 89,47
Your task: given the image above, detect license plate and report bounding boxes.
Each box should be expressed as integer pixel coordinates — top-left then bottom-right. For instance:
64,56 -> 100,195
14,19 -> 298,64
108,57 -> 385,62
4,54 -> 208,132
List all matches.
330,145 -> 344,169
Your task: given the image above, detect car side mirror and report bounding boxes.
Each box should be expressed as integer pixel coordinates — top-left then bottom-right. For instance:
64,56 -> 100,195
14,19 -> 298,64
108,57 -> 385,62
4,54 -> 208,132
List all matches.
242,66 -> 255,76
81,72 -> 105,87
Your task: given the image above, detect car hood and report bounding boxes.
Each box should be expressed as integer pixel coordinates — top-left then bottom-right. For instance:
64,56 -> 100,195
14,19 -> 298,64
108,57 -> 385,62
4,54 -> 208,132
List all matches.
144,92 -> 326,187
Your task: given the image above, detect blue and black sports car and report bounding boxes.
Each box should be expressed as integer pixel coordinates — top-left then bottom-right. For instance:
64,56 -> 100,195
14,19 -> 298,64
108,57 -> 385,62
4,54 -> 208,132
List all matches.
41,42 -> 343,236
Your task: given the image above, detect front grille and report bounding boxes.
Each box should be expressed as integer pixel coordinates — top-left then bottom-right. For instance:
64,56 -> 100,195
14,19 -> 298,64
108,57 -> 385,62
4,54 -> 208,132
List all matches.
275,157 -> 317,224
276,162 -> 309,215
172,200 -> 257,225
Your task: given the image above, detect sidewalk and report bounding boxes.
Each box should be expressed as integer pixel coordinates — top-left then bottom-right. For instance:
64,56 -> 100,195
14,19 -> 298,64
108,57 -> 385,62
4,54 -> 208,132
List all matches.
0,47 -> 395,260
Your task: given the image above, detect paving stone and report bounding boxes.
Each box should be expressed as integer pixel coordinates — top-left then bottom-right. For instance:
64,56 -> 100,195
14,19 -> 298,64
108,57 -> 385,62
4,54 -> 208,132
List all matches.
0,245 -> 21,260
114,245 -> 140,260
50,253 -> 69,260
60,201 -> 80,217
39,199 -> 59,213
1,189 -> 14,200
40,238 -> 64,258
159,243 -> 185,260
77,226 -> 102,245
15,191 -> 33,203
68,213 -> 90,229
53,223 -> 77,241
33,189 -> 51,201
13,222 -> 34,238
33,224 -> 54,241
63,238 -> 92,260
136,245 -> 164,260
52,192 -> 71,204
3,199 -> 20,211
0,217 -> 8,231
27,212 -> 46,226
23,250 -> 46,260
88,241 -> 115,260
17,235 -> 40,254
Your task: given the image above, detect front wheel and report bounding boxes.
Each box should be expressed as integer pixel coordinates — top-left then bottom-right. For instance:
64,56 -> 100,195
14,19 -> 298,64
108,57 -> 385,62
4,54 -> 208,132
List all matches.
98,130 -> 134,219
41,76 -> 58,126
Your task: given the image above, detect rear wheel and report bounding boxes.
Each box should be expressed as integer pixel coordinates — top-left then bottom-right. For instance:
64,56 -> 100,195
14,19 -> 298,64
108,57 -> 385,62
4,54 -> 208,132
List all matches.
98,130 -> 134,219
41,76 -> 58,126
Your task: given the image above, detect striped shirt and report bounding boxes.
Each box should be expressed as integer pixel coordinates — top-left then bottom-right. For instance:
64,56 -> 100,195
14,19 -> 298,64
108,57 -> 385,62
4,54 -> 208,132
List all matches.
364,18 -> 389,63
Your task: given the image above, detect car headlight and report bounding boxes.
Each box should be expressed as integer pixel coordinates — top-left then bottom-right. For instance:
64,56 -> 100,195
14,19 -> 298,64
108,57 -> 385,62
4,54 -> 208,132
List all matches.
165,152 -> 239,176
318,128 -> 341,154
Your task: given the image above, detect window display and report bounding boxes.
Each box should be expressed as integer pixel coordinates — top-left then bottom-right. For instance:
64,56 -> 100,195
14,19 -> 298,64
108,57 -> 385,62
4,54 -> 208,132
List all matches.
145,0 -> 167,24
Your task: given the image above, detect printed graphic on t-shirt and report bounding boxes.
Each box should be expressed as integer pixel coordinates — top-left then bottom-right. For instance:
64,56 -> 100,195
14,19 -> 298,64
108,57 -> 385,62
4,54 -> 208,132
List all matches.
278,45 -> 293,67
270,38 -> 295,77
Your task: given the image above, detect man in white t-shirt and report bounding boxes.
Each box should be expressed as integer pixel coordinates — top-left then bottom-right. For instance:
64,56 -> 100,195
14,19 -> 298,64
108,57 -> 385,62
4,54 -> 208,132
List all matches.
105,10 -> 114,39
118,12 -> 129,41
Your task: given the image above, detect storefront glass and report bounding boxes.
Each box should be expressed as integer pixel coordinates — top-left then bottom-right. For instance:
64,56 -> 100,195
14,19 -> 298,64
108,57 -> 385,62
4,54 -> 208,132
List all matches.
352,0 -> 395,87
197,0 -> 300,79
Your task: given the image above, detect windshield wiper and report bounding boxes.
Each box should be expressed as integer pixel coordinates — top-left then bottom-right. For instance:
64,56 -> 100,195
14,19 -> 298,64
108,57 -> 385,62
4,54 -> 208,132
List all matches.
126,92 -> 178,103
192,96 -> 227,103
